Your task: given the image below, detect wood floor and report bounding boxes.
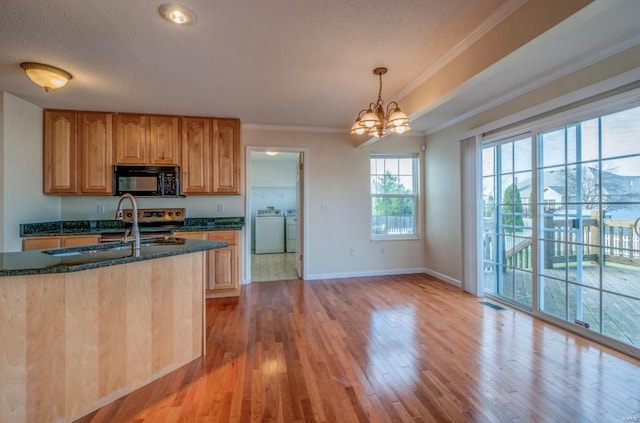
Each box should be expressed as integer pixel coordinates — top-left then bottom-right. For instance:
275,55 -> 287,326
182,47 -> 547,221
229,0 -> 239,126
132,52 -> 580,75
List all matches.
76,274 -> 640,422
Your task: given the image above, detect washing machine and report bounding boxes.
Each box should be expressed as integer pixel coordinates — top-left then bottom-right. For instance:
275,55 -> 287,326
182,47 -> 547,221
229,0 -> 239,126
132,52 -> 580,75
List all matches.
255,209 -> 284,254
285,209 -> 297,252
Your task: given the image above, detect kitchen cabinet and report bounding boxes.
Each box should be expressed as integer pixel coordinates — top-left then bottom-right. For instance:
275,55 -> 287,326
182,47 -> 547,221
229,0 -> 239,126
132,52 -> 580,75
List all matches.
80,112 -> 113,194
181,117 -> 211,194
115,113 -> 179,165
212,119 -> 240,194
22,235 -> 101,251
44,110 -> 78,194
176,230 -> 240,297
43,110 -> 113,195
181,118 -> 240,194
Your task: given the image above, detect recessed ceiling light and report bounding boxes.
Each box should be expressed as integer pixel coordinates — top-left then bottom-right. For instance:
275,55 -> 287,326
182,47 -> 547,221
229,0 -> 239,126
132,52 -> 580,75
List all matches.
159,4 -> 197,25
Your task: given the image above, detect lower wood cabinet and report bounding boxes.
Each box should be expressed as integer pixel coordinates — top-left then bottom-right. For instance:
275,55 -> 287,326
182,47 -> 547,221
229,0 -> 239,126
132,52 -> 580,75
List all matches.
176,230 -> 240,298
22,235 -> 101,251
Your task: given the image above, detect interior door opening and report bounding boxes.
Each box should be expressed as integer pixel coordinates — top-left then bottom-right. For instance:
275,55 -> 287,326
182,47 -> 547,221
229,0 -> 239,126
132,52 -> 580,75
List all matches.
246,148 -> 305,283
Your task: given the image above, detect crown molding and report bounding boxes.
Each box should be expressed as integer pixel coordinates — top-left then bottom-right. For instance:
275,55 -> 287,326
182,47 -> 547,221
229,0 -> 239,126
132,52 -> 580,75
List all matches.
393,0 -> 527,100
242,123 -> 346,133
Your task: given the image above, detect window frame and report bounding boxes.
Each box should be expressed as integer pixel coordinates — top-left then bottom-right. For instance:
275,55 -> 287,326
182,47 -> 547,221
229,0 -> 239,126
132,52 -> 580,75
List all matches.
369,153 -> 420,241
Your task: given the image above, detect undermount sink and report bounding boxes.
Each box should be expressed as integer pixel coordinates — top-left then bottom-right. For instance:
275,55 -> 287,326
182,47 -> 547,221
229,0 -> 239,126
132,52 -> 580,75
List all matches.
42,237 -> 186,257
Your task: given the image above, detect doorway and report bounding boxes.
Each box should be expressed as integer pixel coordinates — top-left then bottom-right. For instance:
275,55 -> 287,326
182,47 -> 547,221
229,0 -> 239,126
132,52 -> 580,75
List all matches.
246,147 -> 306,283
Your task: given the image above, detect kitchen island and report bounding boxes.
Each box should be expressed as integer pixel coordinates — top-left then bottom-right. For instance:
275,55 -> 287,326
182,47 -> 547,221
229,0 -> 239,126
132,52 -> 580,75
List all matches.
0,238 -> 226,423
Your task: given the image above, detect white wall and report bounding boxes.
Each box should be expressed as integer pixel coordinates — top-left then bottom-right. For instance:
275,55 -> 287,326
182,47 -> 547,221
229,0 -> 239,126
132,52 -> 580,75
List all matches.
1,92 -> 60,251
244,129 -> 426,279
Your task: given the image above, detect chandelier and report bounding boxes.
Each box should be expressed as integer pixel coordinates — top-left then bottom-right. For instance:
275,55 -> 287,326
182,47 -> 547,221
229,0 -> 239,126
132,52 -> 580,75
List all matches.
350,67 -> 410,137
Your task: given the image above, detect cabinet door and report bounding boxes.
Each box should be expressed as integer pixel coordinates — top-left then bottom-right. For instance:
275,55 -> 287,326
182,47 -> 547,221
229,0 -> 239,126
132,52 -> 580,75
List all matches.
148,115 -> 179,165
44,110 -> 78,194
206,231 -> 238,291
181,117 -> 211,194
212,119 -> 240,194
62,235 -> 101,247
22,237 -> 62,251
208,244 -> 237,291
80,112 -> 113,194
115,114 -> 147,164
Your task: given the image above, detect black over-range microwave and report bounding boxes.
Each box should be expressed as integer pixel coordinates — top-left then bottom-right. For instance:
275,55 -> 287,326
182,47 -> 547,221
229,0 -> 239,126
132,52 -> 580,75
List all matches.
113,165 -> 181,197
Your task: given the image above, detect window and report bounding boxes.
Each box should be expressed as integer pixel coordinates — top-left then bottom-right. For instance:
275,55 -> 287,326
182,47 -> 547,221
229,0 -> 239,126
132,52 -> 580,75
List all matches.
370,154 -> 419,239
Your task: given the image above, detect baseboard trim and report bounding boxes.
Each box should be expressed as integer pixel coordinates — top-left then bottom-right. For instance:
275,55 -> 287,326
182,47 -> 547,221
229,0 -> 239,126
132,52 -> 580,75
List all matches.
305,267 -> 428,281
423,268 -> 461,288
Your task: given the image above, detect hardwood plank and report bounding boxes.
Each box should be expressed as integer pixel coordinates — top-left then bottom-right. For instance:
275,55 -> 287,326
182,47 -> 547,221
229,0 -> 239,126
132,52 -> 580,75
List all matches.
75,274 -> 640,422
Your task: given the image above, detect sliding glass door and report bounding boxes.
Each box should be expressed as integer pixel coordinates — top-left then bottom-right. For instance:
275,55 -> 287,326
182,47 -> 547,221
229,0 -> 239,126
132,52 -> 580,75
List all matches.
537,108 -> 640,347
483,104 -> 640,350
482,135 -> 534,308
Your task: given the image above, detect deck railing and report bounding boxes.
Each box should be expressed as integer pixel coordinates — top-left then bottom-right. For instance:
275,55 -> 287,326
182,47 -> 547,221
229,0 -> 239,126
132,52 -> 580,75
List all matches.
483,215 -> 640,270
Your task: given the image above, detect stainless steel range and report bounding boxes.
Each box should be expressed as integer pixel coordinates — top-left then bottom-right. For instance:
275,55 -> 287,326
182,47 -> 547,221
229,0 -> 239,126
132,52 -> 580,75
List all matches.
101,207 -> 186,243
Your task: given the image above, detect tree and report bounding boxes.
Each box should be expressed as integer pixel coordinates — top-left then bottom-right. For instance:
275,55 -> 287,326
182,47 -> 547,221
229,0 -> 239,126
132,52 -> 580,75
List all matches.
502,184 -> 524,233
372,171 -> 412,217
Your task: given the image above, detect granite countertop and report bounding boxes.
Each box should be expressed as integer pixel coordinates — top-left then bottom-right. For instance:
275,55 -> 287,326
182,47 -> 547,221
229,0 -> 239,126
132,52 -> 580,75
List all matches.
0,238 -> 228,277
20,217 -> 245,237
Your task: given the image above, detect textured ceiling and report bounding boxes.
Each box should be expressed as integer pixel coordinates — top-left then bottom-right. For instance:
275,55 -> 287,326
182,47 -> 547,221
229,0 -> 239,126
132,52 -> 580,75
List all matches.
0,0 -> 639,135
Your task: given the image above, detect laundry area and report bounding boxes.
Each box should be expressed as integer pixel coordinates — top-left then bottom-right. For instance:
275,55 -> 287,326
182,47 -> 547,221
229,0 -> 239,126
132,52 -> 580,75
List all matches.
250,151 -> 300,282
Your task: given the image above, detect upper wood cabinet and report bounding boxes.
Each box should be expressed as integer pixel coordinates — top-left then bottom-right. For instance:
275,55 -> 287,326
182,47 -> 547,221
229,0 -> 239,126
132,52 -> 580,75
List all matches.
44,109 -> 239,195
44,110 -> 78,194
44,110 -> 112,195
115,114 -> 179,165
212,119 -> 240,194
181,118 -> 240,194
148,115 -> 180,165
181,117 -> 211,194
114,113 -> 146,164
80,112 -> 113,194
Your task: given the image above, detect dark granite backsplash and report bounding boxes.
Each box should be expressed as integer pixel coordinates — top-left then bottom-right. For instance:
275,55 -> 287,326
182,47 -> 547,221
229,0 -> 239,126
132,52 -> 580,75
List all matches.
21,217 -> 244,237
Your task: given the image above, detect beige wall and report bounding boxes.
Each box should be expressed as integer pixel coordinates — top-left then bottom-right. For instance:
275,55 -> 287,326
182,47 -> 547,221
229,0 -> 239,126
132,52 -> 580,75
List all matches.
244,129 -> 427,278
0,92 -> 61,251
423,44 -> 640,283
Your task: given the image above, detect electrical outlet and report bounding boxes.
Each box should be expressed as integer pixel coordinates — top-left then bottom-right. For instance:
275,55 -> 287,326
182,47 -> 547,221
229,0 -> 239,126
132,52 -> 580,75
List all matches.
321,202 -> 329,211
216,203 -> 224,213
349,249 -> 355,256
97,204 -> 105,214
379,247 -> 385,254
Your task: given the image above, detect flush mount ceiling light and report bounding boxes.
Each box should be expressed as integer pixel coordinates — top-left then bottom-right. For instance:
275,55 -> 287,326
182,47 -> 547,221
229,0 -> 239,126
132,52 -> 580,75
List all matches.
20,62 -> 73,92
265,151 -> 279,156
350,67 -> 410,138
159,4 -> 197,25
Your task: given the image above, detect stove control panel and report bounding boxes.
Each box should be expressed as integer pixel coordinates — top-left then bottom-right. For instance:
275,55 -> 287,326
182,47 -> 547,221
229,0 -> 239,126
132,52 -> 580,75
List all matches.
121,208 -> 186,223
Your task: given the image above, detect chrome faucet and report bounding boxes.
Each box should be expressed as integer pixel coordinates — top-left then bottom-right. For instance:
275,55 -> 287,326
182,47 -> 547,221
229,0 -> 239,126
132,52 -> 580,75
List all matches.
115,193 -> 140,252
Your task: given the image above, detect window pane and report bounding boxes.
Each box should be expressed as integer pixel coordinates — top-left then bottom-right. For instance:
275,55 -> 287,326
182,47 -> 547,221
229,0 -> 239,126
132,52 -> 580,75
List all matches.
540,276 -> 567,319
602,106 -> 640,159
500,143 -> 513,173
603,293 -> 640,347
578,118 -> 600,162
601,156 -> 640,203
513,137 -> 532,172
565,162 -> 600,205
482,147 -> 495,177
540,128 -> 565,168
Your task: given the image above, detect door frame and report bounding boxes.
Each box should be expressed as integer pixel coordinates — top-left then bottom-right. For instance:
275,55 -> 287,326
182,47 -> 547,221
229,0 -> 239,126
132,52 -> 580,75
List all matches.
244,145 -> 309,283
